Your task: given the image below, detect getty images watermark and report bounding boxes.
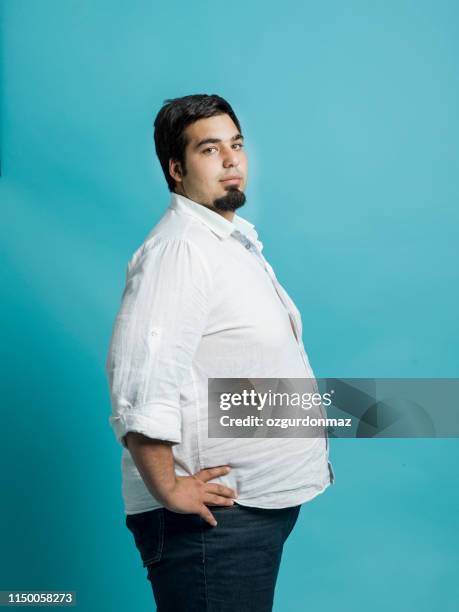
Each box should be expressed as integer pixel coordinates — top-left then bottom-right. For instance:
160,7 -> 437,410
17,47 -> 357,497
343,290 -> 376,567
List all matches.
207,378 -> 459,438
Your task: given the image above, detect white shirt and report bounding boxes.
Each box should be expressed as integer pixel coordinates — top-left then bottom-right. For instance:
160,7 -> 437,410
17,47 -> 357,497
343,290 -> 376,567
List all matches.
106,192 -> 335,514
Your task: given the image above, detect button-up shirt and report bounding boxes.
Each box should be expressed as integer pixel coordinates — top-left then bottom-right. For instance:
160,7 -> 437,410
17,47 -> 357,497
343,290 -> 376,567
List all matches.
106,192 -> 335,514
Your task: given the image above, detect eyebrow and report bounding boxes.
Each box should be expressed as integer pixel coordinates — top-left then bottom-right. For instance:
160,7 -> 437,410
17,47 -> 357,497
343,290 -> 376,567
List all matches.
194,133 -> 244,150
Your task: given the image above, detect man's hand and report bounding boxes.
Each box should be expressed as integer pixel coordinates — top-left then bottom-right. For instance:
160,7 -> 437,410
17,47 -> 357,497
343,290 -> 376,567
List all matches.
124,433 -> 237,528
161,466 -> 237,527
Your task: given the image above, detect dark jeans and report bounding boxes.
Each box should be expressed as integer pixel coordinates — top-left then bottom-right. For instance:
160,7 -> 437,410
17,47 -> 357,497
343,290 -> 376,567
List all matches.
125,502 -> 302,612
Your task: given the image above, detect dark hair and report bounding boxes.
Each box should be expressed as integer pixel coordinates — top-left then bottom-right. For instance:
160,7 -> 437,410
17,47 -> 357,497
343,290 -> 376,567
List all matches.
153,94 -> 242,192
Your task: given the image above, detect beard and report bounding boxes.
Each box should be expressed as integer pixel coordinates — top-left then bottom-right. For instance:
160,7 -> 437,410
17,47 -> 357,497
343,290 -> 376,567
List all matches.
213,186 -> 246,212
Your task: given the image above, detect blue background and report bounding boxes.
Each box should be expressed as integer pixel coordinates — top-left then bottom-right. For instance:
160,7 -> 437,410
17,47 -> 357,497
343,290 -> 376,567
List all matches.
1,1 -> 458,610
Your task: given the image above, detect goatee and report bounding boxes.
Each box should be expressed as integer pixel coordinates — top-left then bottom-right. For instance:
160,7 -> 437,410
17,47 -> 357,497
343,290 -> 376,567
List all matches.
213,186 -> 246,212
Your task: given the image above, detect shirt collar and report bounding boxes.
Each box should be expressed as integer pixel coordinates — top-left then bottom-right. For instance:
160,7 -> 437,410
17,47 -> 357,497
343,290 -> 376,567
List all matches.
169,192 -> 261,247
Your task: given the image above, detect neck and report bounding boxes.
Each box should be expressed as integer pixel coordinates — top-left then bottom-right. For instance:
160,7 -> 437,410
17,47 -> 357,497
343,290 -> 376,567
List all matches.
218,210 -> 235,222
175,188 -> 236,222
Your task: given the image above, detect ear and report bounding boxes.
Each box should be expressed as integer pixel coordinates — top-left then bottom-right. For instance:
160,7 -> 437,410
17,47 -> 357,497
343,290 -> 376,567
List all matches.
169,159 -> 183,184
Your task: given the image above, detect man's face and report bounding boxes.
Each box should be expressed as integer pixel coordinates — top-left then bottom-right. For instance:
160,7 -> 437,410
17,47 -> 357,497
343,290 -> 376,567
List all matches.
170,113 -> 248,215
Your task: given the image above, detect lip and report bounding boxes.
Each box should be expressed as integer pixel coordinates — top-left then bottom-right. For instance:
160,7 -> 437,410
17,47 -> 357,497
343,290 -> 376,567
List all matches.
220,176 -> 242,184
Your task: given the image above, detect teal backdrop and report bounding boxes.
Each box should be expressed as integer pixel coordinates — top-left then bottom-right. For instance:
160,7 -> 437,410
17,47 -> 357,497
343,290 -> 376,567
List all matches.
1,1 -> 458,610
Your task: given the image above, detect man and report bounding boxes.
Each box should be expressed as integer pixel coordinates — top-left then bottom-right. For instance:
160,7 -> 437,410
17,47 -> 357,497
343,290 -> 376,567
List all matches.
106,94 -> 335,611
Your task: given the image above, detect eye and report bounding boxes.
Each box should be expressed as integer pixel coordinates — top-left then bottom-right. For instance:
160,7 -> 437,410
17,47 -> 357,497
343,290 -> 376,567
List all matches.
232,142 -> 244,150
203,146 -> 218,154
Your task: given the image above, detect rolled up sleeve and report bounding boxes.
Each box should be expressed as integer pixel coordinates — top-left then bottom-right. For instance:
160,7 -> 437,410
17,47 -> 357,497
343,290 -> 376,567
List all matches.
105,238 -> 213,449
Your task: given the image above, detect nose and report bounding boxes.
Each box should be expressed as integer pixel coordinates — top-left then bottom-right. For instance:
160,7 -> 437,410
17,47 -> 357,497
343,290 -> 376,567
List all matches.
222,145 -> 240,168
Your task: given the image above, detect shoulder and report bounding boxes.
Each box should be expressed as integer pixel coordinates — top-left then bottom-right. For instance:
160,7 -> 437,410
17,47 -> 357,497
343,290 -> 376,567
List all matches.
127,207 -> 220,274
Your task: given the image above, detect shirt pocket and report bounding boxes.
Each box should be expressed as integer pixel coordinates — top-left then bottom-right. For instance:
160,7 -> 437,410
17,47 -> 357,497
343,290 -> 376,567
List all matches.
125,508 -> 164,567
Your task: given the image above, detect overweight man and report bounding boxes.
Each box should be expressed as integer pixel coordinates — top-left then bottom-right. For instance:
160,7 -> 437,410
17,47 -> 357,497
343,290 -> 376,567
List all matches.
105,93 -> 335,611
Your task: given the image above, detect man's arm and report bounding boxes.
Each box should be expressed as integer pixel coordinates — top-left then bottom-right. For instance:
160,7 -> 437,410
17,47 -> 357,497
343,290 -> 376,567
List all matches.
124,434 -> 177,501
106,239 -> 211,448
106,239 -> 236,526
125,433 -> 237,527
